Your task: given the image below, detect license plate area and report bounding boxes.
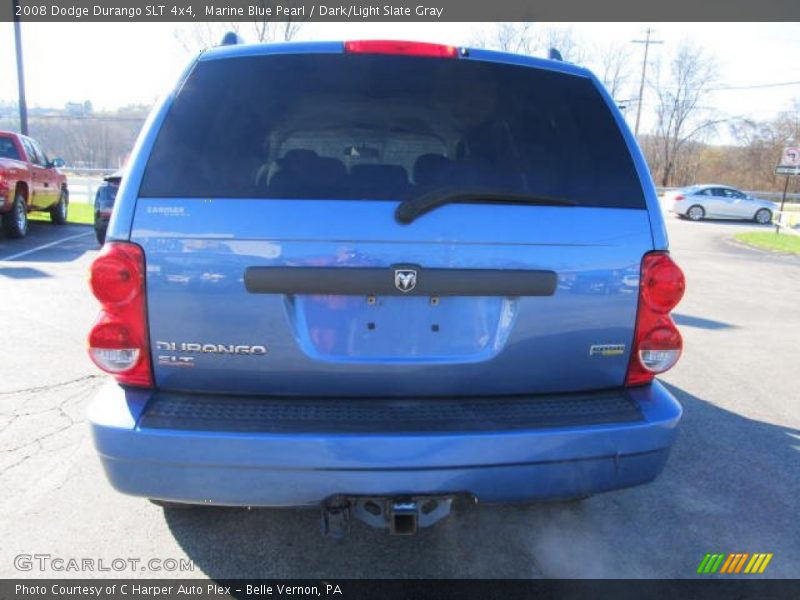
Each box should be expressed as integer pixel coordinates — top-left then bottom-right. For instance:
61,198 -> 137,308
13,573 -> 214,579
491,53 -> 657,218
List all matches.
289,294 -> 517,362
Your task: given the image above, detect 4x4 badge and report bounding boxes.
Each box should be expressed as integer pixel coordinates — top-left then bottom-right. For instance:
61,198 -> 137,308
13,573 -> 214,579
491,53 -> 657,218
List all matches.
394,269 -> 417,293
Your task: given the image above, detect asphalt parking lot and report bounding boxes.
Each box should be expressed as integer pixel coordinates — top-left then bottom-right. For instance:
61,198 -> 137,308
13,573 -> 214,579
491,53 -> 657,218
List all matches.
1,216 -> 798,579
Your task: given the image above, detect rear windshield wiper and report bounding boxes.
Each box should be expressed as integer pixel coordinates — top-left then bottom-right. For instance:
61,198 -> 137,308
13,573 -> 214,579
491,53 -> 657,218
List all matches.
395,188 -> 576,224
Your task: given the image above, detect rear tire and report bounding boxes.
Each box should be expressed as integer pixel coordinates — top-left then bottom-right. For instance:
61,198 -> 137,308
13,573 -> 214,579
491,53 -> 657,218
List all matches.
754,208 -> 772,225
687,205 -> 705,221
2,192 -> 29,239
50,189 -> 68,225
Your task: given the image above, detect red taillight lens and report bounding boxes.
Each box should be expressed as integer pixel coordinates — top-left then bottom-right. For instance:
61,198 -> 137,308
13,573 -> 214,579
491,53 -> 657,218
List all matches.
344,40 -> 458,58
87,242 -> 152,387
641,253 -> 685,313
90,243 -> 142,305
626,252 -> 685,387
673,194 -> 685,201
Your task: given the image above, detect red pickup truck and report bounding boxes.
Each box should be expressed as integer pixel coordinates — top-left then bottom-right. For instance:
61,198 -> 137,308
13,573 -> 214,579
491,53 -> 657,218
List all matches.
0,131 -> 69,239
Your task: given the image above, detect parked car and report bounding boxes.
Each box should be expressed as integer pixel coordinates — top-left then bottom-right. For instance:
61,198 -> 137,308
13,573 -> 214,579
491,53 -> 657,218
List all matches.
0,130 -> 68,238
87,40 -> 686,537
665,184 -> 776,223
93,171 -> 121,244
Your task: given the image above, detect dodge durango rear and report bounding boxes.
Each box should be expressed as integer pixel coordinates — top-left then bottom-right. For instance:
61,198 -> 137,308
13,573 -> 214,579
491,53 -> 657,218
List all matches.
87,39 -> 685,537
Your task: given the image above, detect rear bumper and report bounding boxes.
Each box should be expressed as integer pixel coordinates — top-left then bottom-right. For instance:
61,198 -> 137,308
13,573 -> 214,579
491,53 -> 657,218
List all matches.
88,381 -> 681,506
669,204 -> 685,216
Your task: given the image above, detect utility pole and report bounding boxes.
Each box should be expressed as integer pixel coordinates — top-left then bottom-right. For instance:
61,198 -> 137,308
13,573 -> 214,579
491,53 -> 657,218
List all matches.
632,28 -> 663,137
13,0 -> 29,135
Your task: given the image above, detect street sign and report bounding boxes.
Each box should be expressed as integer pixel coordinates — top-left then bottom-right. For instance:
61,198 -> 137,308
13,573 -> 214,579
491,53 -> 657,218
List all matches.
775,147 -> 800,232
780,147 -> 800,166
775,165 -> 800,176
776,147 -> 800,176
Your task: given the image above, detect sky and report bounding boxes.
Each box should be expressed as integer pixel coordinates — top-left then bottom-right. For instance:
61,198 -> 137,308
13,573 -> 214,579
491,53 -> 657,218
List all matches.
1,21 -> 799,141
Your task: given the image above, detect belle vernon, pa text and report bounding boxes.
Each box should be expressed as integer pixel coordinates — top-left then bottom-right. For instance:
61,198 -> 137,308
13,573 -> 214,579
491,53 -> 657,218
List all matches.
16,584 -> 343,597
206,4 -> 446,17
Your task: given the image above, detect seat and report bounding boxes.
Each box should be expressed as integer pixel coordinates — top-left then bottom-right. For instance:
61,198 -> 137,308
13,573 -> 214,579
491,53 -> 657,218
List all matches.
349,164 -> 409,199
268,150 -> 348,198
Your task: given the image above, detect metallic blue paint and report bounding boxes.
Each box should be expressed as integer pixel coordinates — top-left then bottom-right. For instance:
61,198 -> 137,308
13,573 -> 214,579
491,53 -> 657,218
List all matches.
132,201 -> 649,396
89,379 -> 681,505
91,41 -> 681,507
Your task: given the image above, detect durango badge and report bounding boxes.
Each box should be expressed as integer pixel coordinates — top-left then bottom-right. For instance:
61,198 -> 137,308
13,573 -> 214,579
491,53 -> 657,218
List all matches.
394,269 -> 417,293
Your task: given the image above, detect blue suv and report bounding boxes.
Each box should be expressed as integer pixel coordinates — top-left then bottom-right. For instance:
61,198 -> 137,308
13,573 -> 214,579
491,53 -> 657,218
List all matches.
87,40 -> 685,536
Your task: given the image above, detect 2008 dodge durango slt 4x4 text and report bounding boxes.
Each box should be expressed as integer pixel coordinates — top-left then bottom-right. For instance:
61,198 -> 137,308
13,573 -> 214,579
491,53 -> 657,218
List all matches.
87,39 -> 686,536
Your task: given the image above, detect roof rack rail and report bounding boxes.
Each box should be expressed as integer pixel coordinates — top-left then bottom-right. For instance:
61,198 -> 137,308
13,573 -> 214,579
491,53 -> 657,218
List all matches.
220,31 -> 243,46
548,48 -> 563,61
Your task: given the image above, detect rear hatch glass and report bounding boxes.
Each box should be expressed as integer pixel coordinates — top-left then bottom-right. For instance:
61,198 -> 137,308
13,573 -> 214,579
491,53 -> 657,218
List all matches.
140,53 -> 644,209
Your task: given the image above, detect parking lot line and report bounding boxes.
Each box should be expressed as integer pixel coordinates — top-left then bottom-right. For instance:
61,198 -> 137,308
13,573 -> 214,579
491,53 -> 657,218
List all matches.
0,231 -> 93,262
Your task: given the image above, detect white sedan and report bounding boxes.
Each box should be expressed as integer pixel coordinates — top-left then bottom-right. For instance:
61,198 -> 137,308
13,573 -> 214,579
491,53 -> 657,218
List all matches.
665,185 -> 776,224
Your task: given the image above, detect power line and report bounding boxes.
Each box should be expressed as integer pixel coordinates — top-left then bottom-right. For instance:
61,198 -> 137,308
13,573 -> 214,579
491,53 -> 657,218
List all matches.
709,80 -> 800,91
632,28 -> 664,137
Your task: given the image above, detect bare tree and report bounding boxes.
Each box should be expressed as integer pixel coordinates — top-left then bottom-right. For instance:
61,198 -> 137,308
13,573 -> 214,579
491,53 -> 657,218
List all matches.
538,26 -> 587,64
470,23 -> 586,63
727,103 -> 800,190
594,42 -> 630,99
648,41 -> 723,187
469,23 -> 536,55
174,2 -> 304,52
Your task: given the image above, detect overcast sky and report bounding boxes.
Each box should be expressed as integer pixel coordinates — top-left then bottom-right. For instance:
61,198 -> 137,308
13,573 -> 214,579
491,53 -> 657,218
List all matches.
1,21 -> 798,141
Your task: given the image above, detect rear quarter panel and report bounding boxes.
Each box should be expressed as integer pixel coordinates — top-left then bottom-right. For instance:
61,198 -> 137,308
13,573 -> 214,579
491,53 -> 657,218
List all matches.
0,156 -> 32,211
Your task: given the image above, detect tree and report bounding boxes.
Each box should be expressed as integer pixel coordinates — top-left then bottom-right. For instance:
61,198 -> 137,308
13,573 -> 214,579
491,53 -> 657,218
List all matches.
174,2 -> 303,52
726,102 -> 800,190
470,23 -> 586,63
469,23 -> 536,55
594,42 -> 630,100
538,26 -> 587,64
647,41 -> 723,187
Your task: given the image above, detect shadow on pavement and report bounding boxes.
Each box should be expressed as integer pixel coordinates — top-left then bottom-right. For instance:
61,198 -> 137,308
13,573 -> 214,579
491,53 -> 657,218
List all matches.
0,223 -> 94,263
673,217 -> 775,229
672,314 -> 736,330
0,266 -> 52,279
162,383 -> 799,578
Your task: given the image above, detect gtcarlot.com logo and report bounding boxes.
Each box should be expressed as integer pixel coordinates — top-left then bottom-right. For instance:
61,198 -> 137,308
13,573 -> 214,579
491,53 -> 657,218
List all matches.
697,552 -> 773,574
14,554 -> 194,573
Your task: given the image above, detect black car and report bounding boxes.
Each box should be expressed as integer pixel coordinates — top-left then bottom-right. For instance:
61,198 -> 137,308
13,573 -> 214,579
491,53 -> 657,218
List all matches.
94,172 -> 121,244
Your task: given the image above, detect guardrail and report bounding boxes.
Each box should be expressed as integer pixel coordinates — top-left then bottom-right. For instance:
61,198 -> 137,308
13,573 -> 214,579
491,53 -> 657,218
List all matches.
67,176 -> 100,204
63,168 -> 118,176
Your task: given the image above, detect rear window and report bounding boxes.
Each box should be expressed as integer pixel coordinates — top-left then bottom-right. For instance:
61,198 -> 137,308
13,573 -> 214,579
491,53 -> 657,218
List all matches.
95,183 -> 119,209
140,53 -> 645,208
0,137 -> 21,160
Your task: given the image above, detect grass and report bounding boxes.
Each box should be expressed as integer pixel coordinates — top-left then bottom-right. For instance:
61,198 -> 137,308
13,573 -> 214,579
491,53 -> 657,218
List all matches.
734,231 -> 800,254
29,202 -> 94,226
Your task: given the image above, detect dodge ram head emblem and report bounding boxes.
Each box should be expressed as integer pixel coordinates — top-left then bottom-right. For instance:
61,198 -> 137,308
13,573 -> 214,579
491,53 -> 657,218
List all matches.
394,269 -> 417,293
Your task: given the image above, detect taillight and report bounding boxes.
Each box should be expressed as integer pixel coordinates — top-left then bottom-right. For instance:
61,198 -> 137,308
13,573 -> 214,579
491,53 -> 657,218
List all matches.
344,40 -> 458,58
673,195 -> 685,201
87,242 -> 152,387
626,252 -> 685,387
